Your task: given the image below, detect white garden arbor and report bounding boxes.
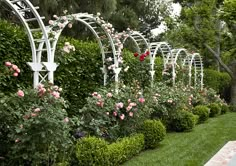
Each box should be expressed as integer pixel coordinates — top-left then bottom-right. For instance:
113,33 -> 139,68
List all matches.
2,0 -> 57,88
121,30 -> 149,54
49,13 -> 122,87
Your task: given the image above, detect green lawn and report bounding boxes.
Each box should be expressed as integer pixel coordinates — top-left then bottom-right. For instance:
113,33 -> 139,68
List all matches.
123,112 -> 236,166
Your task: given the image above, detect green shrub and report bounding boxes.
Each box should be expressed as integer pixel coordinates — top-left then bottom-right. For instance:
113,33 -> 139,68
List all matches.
221,104 -> 229,114
140,120 -> 166,149
75,136 -> 109,166
108,134 -> 144,165
170,110 -> 196,132
0,85 -> 73,165
204,69 -> 231,93
229,104 -> 236,112
192,105 -> 210,123
208,103 -> 221,117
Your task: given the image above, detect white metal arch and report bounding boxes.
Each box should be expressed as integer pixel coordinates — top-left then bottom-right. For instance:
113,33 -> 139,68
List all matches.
170,48 -> 189,84
2,0 -> 55,88
121,30 -> 149,54
50,13 -> 121,86
149,42 -> 173,84
188,53 -> 204,89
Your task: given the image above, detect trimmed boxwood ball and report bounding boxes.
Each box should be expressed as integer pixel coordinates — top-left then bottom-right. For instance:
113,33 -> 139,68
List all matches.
75,136 -> 109,166
221,104 -> 229,114
208,103 -> 221,117
170,110 -> 196,132
141,120 -> 166,149
193,105 -> 210,123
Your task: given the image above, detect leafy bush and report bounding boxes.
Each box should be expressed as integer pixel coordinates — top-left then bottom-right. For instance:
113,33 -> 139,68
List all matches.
140,120 -> 166,149
208,103 -> 221,117
75,136 -> 109,166
78,84 -> 152,140
192,105 -> 210,123
108,133 -> 144,165
75,134 -> 144,166
220,104 -> 229,114
204,69 -> 231,93
170,110 -> 196,132
0,84 -> 74,165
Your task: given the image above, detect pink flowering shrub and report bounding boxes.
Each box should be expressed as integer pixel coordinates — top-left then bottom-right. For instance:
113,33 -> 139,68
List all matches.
78,84 -> 152,140
0,84 -> 75,165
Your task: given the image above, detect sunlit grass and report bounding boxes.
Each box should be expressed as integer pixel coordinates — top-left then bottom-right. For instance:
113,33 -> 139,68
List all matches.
123,112 -> 236,166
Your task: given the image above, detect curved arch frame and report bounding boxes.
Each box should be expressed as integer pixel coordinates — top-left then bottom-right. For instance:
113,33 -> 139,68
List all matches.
50,13 -> 119,86
149,42 -> 174,85
188,53 -> 204,89
2,0 -> 54,88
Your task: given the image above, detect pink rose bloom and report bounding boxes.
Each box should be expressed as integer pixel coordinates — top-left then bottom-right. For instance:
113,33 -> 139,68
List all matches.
106,93 -> 112,98
37,84 -> 44,89
96,101 -> 104,108
53,15 -> 58,19
49,20 -> 54,25
31,113 -> 37,117
138,97 -> 145,103
16,68 -> 20,73
63,46 -> 70,53
126,106 -> 132,111
97,94 -> 102,99
120,114 -> 125,120
12,65 -> 18,70
68,23 -> 73,28
17,90 -> 24,97
113,111 -> 117,117
92,92 -> 98,96
52,91 -> 60,99
34,108 -> 41,112
20,124 -> 23,129
129,112 -> 134,117
116,102 -> 124,109
64,117 -> 69,123
62,16 -> 67,21
5,62 -> 11,67
15,138 -> 20,143
13,72 -> 18,77
53,85 -> 59,90
129,102 -> 137,107
128,99 -> 131,103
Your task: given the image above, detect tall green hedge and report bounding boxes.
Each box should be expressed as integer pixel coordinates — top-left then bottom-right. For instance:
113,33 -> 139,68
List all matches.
204,69 -> 231,94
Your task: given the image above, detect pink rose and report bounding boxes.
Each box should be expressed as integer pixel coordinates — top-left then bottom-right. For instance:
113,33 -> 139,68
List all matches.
34,108 -> 41,112
52,91 -> 60,99
16,68 -> 20,73
68,23 -> 73,28
129,102 -> 137,107
128,99 -> 131,103
20,124 -> 23,129
15,138 -> 20,143
113,111 -> 117,117
13,72 -> 18,77
31,113 -> 37,117
116,102 -> 124,109
5,62 -> 11,67
97,94 -> 102,99
138,97 -> 145,103
120,114 -> 125,120
17,90 -> 24,97
92,92 -> 98,96
64,117 -> 69,123
126,106 -> 132,111
49,20 -> 54,25
96,101 -> 104,108
129,112 -> 134,117
12,65 -> 18,70
106,93 -> 112,98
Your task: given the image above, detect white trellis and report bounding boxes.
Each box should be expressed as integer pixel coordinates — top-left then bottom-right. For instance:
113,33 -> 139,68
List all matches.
50,13 -> 122,87
149,42 -> 173,84
121,30 -> 149,54
2,0 -> 57,88
186,53 -> 204,89
170,48 -> 189,84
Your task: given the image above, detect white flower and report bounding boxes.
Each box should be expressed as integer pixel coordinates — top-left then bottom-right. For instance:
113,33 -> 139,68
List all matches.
124,66 -> 129,72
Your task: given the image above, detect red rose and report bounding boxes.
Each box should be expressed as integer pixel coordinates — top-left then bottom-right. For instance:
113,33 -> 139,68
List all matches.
145,51 -> 150,56
134,52 -> 139,57
139,54 -> 145,61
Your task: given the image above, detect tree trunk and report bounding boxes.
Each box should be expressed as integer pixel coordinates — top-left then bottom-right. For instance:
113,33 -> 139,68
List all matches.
231,77 -> 236,105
